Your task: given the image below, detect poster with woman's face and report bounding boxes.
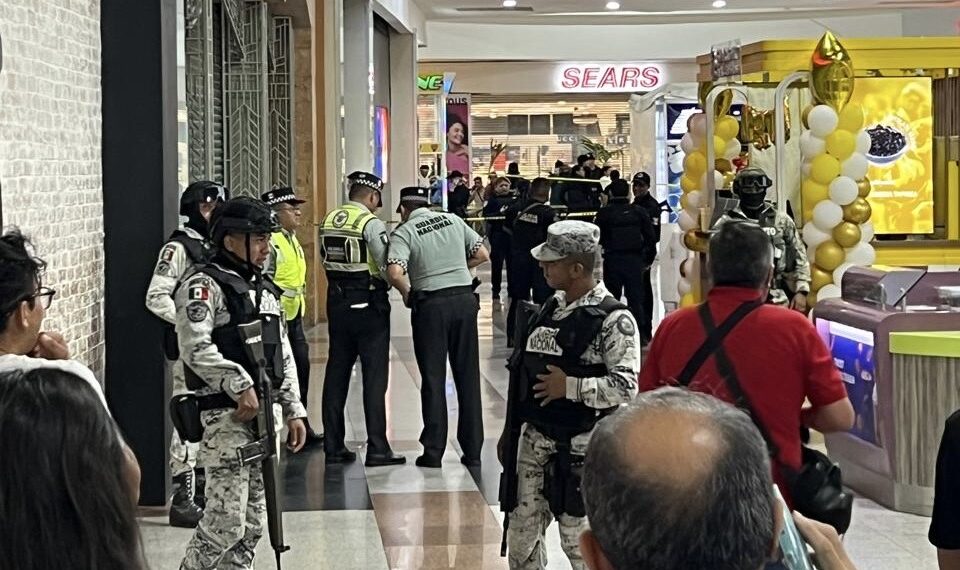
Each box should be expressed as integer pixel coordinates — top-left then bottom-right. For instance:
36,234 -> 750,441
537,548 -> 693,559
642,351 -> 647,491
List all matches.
445,94 -> 471,177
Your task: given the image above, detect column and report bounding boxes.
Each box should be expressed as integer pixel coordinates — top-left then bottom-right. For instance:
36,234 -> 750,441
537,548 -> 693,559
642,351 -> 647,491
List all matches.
342,0 -> 374,186
388,29 -> 418,217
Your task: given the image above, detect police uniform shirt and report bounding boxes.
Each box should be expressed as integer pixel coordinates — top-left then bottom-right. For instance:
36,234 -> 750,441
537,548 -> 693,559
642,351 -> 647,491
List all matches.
506,200 -> 557,250
174,265 -> 307,423
146,226 -> 207,325
387,208 -> 484,292
633,193 -> 662,242
319,200 -> 391,283
528,282 -> 641,409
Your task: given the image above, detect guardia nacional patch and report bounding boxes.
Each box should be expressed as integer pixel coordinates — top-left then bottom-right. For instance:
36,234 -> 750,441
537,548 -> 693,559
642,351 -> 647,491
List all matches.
616,314 -> 636,336
161,244 -> 176,261
186,301 -> 209,323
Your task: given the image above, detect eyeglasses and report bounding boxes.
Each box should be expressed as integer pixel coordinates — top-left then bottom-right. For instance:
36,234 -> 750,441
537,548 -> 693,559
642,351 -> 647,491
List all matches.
28,287 -> 57,310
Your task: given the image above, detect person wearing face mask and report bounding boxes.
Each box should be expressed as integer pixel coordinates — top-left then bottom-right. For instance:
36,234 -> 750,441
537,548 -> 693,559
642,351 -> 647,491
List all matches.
318,172 -> 405,467
719,167 -> 811,311
146,180 -> 227,528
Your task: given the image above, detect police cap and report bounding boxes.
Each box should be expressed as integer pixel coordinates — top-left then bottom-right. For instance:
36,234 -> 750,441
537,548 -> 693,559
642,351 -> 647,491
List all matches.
261,186 -> 306,207
210,197 -> 280,243
631,172 -> 651,187
396,186 -> 430,213
347,171 -> 384,192
531,220 -> 600,262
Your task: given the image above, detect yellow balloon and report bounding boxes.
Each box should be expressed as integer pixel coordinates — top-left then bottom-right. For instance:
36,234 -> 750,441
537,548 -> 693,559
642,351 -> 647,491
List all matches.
825,130 -> 856,161
802,207 -> 814,225
842,197 -> 872,224
810,154 -> 841,185
713,136 -> 728,156
811,265 -> 834,292
801,179 -> 829,205
810,31 -> 855,111
723,172 -> 736,189
716,116 -> 740,141
680,293 -> 697,308
838,104 -> 865,133
683,152 -> 707,176
680,175 -> 699,193
857,177 -> 872,198
808,291 -> 818,306
832,221 -> 862,248
816,241 -> 846,271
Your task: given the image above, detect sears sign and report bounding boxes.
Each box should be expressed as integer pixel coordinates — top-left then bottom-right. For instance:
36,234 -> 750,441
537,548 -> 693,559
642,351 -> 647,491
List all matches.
555,63 -> 664,93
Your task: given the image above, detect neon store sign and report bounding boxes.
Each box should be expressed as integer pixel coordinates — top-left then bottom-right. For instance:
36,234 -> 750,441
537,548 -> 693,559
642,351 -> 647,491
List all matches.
556,63 -> 664,92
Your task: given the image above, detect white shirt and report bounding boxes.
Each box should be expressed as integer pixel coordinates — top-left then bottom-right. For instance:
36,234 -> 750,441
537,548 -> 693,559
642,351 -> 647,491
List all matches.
0,354 -> 110,413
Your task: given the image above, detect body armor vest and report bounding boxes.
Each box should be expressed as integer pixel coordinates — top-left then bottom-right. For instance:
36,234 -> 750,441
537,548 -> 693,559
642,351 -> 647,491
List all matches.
319,204 -> 379,287
511,202 -> 553,253
169,230 -> 214,264
517,296 -> 626,437
603,202 -> 649,253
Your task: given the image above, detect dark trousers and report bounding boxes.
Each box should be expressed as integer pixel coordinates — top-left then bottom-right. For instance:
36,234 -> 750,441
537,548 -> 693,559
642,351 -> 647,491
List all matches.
506,256 -> 553,341
287,315 -> 311,408
321,291 -> 391,454
641,266 -> 654,338
489,231 -> 511,297
603,253 -> 647,332
411,289 -> 483,460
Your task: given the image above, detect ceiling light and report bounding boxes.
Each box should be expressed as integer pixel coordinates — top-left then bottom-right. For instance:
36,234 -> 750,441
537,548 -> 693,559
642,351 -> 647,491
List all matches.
502,0 -> 517,7
712,0 -> 727,7
557,100 -> 567,105
489,112 -> 498,119
605,1 -> 621,9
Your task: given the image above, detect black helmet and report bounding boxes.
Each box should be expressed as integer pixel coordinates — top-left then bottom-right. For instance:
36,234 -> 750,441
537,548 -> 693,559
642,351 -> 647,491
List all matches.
733,167 -> 772,196
210,197 -> 280,245
180,181 -> 229,215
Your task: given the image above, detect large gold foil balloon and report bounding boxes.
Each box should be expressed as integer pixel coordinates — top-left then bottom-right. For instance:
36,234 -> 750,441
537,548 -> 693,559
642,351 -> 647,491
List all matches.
857,177 -> 872,198
843,197 -> 873,224
833,222 -> 862,248
811,265 -> 834,292
810,31 -> 855,111
816,241 -> 846,271
683,230 -> 710,253
699,81 -> 734,116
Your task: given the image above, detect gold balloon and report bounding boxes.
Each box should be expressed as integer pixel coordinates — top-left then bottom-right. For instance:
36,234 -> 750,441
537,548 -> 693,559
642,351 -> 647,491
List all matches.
842,197 -> 872,224
740,104 -> 792,151
680,293 -> 697,308
698,81 -> 734,117
801,105 -> 813,129
816,240 -> 846,271
808,291 -> 818,306
857,177 -> 872,198
810,31 -> 855,111
832,222 -> 862,248
811,265 -> 834,292
683,230 -> 710,253
715,158 -> 733,174
723,172 -> 736,189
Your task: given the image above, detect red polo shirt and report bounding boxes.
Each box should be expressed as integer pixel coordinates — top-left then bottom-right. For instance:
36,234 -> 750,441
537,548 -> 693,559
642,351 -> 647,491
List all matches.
639,286 -> 848,502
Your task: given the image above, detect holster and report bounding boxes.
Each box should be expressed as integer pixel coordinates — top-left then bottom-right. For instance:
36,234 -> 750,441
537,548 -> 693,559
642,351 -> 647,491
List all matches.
169,392 -> 238,444
542,441 -> 586,519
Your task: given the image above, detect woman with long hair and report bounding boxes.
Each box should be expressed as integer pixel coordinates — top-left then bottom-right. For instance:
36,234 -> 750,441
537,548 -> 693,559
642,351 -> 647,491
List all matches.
445,115 -> 470,175
0,368 -> 145,570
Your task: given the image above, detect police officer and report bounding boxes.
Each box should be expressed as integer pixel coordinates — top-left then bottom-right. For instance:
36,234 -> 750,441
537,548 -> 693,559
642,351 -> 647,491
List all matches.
719,167 -> 811,310
386,186 -> 490,468
593,179 -> 656,340
483,176 -> 518,302
177,197 -> 307,570
318,172 -> 405,467
500,221 -> 640,569
504,177 -> 557,344
261,186 -> 324,446
446,170 -> 471,219
630,172 -> 663,342
146,180 -> 226,528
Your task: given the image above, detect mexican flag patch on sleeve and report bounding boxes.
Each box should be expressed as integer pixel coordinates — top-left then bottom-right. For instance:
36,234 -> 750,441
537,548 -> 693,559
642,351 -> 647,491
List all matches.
189,286 -> 209,301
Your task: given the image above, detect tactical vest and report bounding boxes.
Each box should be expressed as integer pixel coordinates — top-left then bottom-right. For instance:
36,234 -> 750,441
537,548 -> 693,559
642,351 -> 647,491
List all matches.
319,203 -> 380,285
168,230 -> 214,264
184,265 -> 285,394
603,202 -> 648,254
518,296 -> 626,438
270,231 -> 307,319
512,202 -> 553,253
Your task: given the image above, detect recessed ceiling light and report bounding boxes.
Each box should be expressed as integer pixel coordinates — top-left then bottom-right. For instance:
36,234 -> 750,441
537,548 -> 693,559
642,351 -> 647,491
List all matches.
502,0 -> 517,7
606,1 -> 621,9
557,100 -> 567,105
712,0 -> 727,7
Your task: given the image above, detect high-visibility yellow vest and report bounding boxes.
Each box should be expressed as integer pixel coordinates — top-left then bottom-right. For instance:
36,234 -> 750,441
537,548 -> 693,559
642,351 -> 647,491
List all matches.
270,230 -> 307,319
319,203 -> 380,280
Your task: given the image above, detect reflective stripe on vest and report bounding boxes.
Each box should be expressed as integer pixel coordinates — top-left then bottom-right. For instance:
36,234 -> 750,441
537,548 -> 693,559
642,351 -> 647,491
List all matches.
319,204 -> 380,277
271,231 -> 307,319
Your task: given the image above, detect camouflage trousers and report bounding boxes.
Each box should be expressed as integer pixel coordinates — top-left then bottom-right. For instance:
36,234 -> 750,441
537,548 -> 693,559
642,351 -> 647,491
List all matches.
171,361 -> 198,476
507,425 -> 591,570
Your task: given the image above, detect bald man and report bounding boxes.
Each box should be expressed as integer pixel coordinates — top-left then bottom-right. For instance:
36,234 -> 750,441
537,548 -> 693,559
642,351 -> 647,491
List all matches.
580,388 -> 857,570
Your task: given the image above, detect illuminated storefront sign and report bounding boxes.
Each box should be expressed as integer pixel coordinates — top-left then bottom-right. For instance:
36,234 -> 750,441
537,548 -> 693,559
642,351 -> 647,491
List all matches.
555,63 -> 664,92
418,72 -> 456,94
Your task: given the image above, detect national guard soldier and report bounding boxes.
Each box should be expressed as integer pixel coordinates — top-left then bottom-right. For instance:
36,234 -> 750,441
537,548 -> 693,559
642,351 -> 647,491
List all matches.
386,186 -> 490,468
593,179 -> 657,341
504,177 -> 557,345
630,172 -> 663,342
719,167 -> 811,311
261,186 -> 323,446
499,221 -> 640,570
145,180 -> 226,528
318,171 -> 405,467
177,197 -> 307,570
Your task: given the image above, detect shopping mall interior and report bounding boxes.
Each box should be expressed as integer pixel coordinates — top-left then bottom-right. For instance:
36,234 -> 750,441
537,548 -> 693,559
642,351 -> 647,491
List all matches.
2,0 -> 960,569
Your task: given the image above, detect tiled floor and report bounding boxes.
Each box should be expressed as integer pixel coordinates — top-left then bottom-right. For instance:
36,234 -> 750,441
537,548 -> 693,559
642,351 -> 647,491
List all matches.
140,270 -> 942,570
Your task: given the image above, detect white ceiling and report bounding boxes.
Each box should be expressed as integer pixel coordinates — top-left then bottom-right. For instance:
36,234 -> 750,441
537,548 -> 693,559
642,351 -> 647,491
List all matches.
416,0 -> 959,24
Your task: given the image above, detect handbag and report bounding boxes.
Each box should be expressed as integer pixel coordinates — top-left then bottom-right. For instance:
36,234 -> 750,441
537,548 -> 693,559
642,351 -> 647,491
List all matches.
677,301 -> 853,535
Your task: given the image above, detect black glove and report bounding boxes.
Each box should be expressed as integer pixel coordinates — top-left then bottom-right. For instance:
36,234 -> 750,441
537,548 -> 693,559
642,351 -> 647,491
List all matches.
471,277 -> 482,292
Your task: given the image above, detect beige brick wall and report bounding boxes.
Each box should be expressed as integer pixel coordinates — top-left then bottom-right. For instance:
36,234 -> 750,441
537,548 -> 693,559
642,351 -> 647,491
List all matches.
0,0 -> 105,376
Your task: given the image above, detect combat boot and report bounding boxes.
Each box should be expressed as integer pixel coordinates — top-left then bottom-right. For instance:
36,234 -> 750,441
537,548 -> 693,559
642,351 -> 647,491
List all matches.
193,468 -> 206,510
169,471 -> 203,528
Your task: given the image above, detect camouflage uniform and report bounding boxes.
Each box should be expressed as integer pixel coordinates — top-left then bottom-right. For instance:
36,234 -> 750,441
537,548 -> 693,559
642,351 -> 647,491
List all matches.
508,281 -> 641,570
718,204 -> 811,306
176,266 -> 306,570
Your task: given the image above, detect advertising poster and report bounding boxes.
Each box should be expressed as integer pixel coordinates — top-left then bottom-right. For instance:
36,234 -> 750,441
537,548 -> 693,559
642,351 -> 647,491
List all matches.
849,77 -> 934,234
445,94 -> 471,177
664,103 -> 701,224
373,106 -> 390,182
823,321 -> 878,445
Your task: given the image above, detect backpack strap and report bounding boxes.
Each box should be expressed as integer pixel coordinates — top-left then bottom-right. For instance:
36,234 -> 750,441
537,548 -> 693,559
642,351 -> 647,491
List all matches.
675,300 -> 763,387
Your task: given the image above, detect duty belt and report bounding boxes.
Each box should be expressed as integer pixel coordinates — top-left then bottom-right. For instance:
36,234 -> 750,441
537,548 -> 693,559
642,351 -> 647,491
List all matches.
416,285 -> 474,299
281,286 -> 306,299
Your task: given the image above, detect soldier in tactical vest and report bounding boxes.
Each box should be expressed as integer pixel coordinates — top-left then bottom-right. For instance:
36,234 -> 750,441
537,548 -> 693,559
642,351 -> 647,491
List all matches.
145,180 -> 226,528
318,171 -> 405,467
176,197 -> 307,570
499,221 -> 640,570
718,167 -> 811,311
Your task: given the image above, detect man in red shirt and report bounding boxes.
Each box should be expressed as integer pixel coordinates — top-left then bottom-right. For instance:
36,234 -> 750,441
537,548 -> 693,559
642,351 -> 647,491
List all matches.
639,221 -> 854,502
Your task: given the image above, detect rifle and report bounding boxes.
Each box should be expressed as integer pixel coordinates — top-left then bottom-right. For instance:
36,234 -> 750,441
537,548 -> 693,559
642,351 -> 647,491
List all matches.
236,321 -> 290,569
499,300 -> 540,557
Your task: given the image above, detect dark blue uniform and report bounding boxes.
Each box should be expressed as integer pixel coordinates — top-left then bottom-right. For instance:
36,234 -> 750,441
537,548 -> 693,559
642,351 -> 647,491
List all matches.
484,192 -> 518,299
631,191 -> 662,340
504,199 -> 558,343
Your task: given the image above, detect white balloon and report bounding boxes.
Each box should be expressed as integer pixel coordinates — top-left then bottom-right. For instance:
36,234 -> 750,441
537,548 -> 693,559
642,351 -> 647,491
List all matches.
678,210 -> 697,232
802,223 -> 831,249
833,263 -> 854,285
807,244 -> 818,263
723,138 -> 741,160
828,177 -> 859,206
700,170 -> 725,191
841,154 -> 869,181
818,284 -> 842,300
689,113 -> 707,139
800,131 -> 827,159
856,129 -> 872,154
686,190 -> 704,209
678,277 -> 692,296
860,221 -> 875,243
680,133 -> 697,154
808,105 -> 840,138
801,160 -> 812,179
812,201 -> 844,231
846,242 -> 876,265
